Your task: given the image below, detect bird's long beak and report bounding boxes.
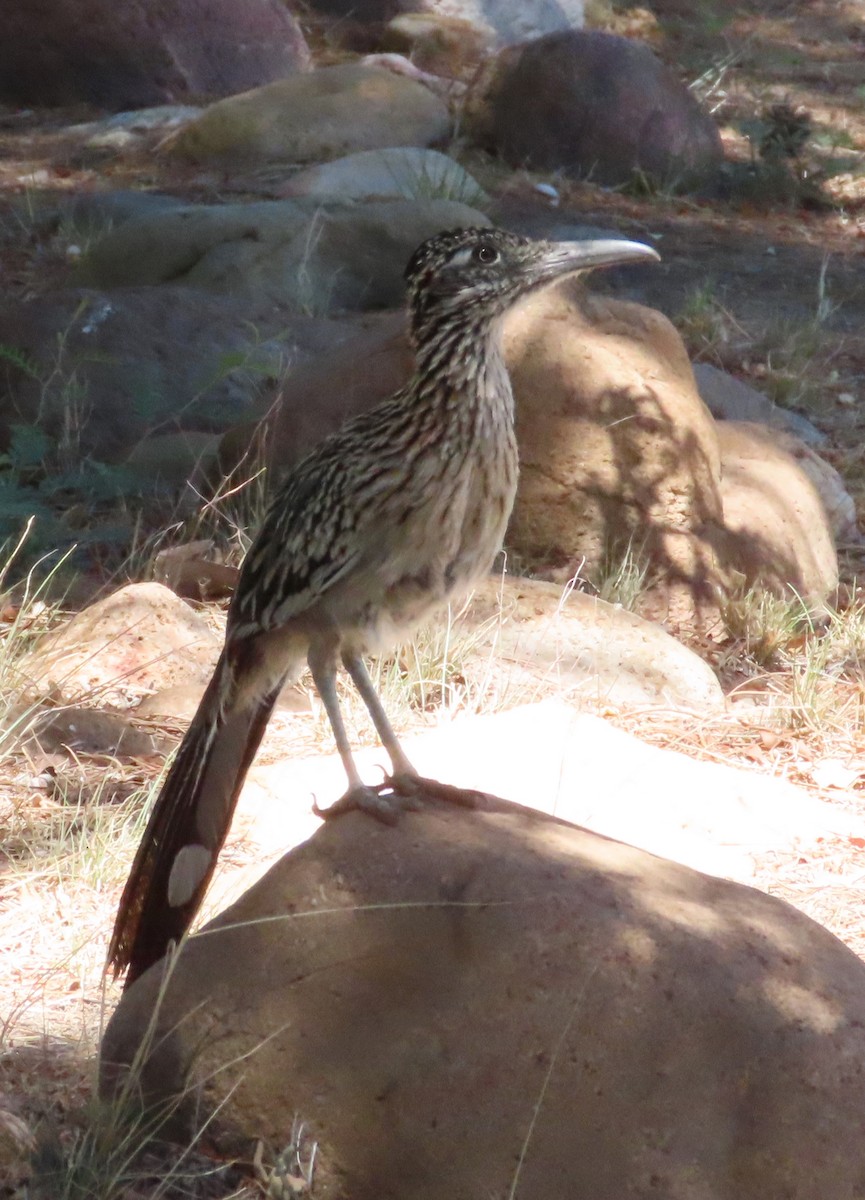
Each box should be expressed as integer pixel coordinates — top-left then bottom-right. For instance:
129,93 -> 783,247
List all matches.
545,238 -> 661,276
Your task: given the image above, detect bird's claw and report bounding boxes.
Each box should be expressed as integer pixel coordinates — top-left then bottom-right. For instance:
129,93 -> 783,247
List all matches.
313,784 -> 403,825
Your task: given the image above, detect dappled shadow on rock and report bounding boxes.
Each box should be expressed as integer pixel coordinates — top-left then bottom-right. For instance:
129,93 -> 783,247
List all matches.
102,797 -> 865,1200
256,281 -> 839,614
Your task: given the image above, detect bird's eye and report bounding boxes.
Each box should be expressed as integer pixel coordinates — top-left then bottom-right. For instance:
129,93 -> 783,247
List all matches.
473,243 -> 500,265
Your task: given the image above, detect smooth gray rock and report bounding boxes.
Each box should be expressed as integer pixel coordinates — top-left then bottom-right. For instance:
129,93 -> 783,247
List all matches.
693,361 -> 828,447
280,147 -> 488,207
61,191 -> 186,238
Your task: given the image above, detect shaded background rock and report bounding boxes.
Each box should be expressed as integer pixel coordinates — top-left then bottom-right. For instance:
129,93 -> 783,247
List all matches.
18,706 -> 170,758
0,0 -> 310,109
0,288 -> 378,463
102,803 -> 865,1200
166,64 -> 450,167
78,199 -> 490,314
693,361 -> 828,448
465,30 -> 723,189
299,0 -> 584,45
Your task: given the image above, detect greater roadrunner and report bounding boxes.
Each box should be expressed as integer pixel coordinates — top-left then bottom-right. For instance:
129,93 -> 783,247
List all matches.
108,226 -> 659,985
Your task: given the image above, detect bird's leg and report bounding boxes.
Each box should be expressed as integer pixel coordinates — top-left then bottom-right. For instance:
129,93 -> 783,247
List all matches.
341,651 -> 480,811
308,642 -> 404,823
340,651 -> 417,778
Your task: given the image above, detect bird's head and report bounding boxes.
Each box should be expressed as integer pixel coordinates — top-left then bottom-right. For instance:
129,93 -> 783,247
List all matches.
404,226 -> 659,343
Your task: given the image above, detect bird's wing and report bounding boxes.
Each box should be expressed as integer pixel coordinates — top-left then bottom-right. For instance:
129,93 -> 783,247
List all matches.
225,387 -> 419,638
227,442 -> 365,636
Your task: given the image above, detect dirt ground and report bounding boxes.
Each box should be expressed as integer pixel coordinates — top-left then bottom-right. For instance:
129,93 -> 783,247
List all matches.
1,0 -> 865,1195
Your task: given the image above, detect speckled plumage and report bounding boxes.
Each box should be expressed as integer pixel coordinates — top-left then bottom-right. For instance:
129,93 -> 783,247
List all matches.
108,226 -> 659,984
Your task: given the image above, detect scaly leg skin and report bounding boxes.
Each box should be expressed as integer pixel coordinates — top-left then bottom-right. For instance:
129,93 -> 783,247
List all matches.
309,648 -> 420,824
386,772 -> 483,809
343,652 -> 482,816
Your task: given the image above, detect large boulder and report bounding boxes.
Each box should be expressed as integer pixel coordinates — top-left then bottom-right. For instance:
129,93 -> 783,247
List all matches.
166,64 -> 451,167
503,285 -> 723,585
0,0 -> 310,109
253,286 -> 839,604
466,30 -> 723,188
102,800 -> 865,1200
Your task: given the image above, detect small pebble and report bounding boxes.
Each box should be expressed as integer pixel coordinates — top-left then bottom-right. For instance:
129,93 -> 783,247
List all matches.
534,182 -> 560,206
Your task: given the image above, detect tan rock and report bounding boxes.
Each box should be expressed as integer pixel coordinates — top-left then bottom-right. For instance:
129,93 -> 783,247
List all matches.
383,13 -> 495,78
504,284 -> 723,585
102,801 -> 865,1200
167,64 -> 451,167
765,425 -> 860,545
711,421 -> 838,600
454,575 -> 723,710
16,705 -> 170,757
20,582 -> 220,706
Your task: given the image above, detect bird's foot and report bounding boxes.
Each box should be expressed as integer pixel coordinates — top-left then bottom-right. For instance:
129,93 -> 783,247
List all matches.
312,781 -> 421,825
386,773 -> 483,809
313,774 -> 481,823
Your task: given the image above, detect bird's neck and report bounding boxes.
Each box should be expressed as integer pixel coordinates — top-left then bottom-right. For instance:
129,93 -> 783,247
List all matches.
412,312 -> 511,405
404,312 -> 514,450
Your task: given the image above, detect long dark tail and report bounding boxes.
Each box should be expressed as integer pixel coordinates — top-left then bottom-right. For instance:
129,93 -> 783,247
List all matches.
108,647 -> 282,987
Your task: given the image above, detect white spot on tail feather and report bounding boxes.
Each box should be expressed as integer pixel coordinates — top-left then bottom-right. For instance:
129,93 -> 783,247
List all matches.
168,843 -> 212,907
